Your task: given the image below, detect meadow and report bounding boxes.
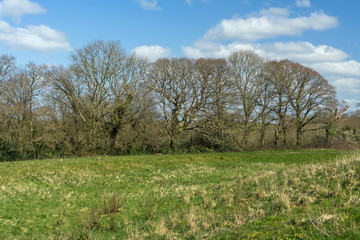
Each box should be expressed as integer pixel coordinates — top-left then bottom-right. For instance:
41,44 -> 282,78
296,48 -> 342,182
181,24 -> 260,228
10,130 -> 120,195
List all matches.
1,150 -> 360,239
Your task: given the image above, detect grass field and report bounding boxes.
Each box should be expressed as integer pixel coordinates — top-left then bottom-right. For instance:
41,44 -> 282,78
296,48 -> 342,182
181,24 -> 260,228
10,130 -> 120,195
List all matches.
1,150 -> 360,239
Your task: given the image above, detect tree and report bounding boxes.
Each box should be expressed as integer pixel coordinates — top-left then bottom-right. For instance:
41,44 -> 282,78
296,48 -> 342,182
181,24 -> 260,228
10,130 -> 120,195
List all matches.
0,55 -> 16,96
229,50 -> 265,147
0,55 -> 16,126
105,54 -> 153,153
2,62 -> 47,157
47,65 -> 87,155
202,58 -> 234,119
287,63 -> 337,146
69,40 -> 129,148
49,40 -> 154,154
323,102 -> 349,146
265,60 -> 294,147
147,58 -> 211,149
194,58 -> 236,149
256,64 -> 277,148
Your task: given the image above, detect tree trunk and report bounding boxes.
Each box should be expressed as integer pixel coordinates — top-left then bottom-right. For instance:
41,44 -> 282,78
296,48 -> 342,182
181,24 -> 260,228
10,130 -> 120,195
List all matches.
282,128 -> 287,147
274,127 -> 279,147
325,126 -> 333,146
170,135 -> 174,150
109,126 -> 119,155
259,126 -> 266,148
296,127 -> 302,147
243,116 -> 251,147
243,129 -> 250,147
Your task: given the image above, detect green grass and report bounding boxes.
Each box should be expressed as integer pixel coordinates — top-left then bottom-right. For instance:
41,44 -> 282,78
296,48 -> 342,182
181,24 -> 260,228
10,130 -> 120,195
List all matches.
1,150 -> 360,239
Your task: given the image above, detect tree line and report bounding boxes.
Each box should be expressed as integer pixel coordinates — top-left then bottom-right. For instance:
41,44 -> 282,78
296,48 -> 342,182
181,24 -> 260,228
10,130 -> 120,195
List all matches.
0,40 -> 352,160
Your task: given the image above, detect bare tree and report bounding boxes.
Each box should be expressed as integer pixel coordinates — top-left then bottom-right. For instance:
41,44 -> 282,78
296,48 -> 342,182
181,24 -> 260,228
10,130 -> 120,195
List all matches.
147,58 -> 211,149
0,55 -> 16,96
106,54 -> 153,153
288,63 -> 337,146
193,58 -> 236,149
256,65 -> 277,148
323,102 -> 349,145
69,40 -> 128,147
228,50 -> 265,147
0,55 -> 16,127
2,62 -> 47,156
47,66 -> 87,155
202,58 -> 234,119
49,40 -> 153,154
265,60 -> 294,147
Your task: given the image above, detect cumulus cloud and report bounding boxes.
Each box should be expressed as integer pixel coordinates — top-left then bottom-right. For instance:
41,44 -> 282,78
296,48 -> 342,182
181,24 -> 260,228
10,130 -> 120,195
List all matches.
0,20 -> 71,52
312,61 -> 360,77
256,42 -> 348,64
132,45 -> 171,62
296,0 -> 311,8
183,41 -> 347,63
182,6 -> 349,86
180,3 -> 359,105
182,40 -> 255,59
134,0 -> 161,10
0,0 -> 46,23
183,40 -> 359,83
203,8 -> 338,42
0,0 -> 71,52
331,76 -> 360,95
342,99 -> 360,108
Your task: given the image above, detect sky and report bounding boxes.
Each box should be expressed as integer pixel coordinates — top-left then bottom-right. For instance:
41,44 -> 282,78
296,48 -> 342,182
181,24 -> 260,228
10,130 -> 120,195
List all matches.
0,0 -> 359,110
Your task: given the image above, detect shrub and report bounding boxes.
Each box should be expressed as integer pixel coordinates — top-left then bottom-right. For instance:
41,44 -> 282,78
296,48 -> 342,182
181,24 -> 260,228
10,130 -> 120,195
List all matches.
0,140 -> 22,161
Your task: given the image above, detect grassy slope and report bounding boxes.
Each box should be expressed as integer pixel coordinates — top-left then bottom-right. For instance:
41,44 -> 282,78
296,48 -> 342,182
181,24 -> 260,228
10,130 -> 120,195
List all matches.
0,150 -> 360,239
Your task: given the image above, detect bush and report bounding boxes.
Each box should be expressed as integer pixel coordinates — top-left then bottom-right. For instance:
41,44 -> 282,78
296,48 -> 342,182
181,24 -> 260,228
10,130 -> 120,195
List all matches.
0,141 -> 23,161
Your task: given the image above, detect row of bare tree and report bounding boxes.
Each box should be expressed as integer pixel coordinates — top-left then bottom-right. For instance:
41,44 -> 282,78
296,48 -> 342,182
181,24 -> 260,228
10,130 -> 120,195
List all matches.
0,40 -> 349,160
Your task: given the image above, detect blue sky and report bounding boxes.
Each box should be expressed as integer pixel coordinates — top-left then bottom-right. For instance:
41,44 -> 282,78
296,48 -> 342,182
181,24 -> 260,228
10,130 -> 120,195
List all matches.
0,0 -> 359,109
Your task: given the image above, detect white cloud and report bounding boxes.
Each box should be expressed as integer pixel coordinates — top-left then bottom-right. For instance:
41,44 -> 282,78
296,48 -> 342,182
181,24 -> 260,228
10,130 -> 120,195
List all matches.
182,6 -> 349,89
183,40 -> 359,80
203,8 -> 338,42
343,99 -> 359,104
0,0 -> 71,52
182,39 -> 360,104
183,41 -> 348,63
332,77 -> 360,94
312,61 -> 360,77
342,99 -> 360,108
182,40 -> 255,59
296,0 -> 311,8
0,0 -> 46,23
339,98 -> 360,111
181,3 -> 359,105
132,45 -> 171,62
0,21 -> 71,52
256,42 -> 348,64
134,0 -> 161,10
